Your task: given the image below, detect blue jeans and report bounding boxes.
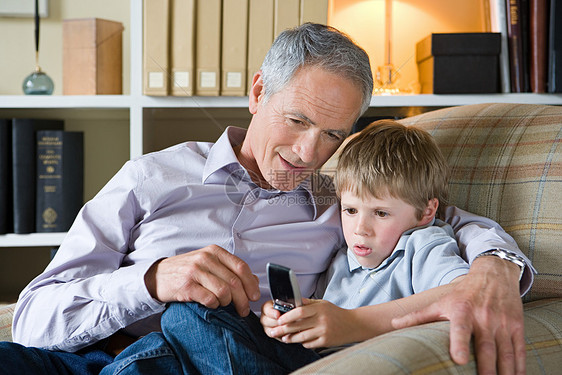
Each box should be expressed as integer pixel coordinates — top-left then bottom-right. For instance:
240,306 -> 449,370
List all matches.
0,340 -> 113,374
0,303 -> 321,375
0,334 -> 179,375
105,302 -> 322,375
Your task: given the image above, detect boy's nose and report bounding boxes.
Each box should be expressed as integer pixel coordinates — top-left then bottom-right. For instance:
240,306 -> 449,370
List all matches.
354,217 -> 372,236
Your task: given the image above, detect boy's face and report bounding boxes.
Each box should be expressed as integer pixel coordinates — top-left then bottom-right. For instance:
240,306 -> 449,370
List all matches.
340,189 -> 425,268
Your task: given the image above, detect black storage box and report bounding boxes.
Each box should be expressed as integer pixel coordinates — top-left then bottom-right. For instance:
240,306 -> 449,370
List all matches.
416,33 -> 501,94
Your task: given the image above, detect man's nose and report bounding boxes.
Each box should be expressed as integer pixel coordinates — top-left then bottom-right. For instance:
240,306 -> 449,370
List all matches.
292,132 -> 319,164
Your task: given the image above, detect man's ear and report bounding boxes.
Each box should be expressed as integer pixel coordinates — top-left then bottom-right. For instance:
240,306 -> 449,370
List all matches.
249,71 -> 265,115
419,198 -> 439,226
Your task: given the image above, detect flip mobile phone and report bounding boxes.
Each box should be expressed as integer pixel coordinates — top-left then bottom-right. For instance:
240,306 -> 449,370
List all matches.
267,263 -> 303,314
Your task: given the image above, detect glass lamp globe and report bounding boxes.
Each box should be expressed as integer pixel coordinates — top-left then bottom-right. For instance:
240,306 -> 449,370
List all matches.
23,67 -> 54,95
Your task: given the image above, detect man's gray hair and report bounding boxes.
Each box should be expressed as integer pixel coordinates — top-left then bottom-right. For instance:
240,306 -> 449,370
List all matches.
260,23 -> 373,117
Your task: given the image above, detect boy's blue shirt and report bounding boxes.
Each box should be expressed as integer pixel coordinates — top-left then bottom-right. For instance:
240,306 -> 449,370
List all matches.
316,219 -> 470,309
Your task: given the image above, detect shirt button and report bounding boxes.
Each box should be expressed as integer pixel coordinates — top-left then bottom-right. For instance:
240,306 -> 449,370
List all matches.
141,303 -> 149,311
236,232 -> 242,239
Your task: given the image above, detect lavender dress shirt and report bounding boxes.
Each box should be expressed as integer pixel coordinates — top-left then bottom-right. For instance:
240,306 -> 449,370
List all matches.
12,127 -> 534,352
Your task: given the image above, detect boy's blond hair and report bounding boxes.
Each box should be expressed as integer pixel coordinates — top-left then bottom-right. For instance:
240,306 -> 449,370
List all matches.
335,119 -> 449,219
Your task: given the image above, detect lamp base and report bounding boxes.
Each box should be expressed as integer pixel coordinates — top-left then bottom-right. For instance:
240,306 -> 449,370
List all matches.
23,68 -> 54,95
373,64 -> 411,96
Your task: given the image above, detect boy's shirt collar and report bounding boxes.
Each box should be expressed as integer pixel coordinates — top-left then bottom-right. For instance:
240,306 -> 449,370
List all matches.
346,217 -> 439,272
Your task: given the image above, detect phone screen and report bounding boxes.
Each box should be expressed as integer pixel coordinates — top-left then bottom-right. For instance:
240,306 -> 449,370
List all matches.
267,263 -> 302,314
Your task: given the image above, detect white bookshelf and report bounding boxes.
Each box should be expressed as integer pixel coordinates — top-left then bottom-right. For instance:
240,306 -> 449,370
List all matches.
0,233 -> 67,247
1,0 -> 561,248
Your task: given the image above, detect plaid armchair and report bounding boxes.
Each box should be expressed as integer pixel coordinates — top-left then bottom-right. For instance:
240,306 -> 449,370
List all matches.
1,103 -> 560,374
294,102 -> 562,374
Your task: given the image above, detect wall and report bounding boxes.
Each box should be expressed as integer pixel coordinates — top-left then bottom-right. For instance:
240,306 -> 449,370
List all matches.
329,0 -> 487,93
0,0 -> 130,95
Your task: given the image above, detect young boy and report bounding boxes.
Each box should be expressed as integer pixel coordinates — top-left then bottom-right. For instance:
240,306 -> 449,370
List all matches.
148,120 -> 471,374
263,120 -> 470,350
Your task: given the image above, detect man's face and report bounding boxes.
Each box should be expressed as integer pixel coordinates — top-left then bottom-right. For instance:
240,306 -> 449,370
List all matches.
240,67 -> 363,191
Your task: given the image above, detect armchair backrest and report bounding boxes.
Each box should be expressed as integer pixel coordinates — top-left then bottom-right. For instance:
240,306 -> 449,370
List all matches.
400,103 -> 561,302
322,102 -> 561,302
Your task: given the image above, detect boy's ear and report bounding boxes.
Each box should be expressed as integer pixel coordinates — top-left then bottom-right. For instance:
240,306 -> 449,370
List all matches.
249,71 -> 265,114
419,198 -> 439,226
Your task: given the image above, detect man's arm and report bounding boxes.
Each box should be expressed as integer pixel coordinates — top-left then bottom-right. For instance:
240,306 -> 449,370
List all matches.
12,161 -> 166,352
393,206 -> 535,375
13,159 -> 260,353
445,206 -> 536,294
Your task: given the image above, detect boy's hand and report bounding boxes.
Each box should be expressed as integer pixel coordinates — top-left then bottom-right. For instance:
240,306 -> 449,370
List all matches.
260,300 -> 283,340
262,298 -> 356,348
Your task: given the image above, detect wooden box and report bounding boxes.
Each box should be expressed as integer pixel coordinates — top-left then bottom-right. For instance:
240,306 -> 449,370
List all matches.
63,18 -> 124,95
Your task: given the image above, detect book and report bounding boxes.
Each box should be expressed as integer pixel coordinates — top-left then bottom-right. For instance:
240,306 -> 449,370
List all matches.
529,0 -> 548,93
520,0 -> 531,92
195,0 -> 222,96
247,0 -> 274,93
274,0 -> 300,37
0,119 -> 12,234
143,0 -> 170,96
36,130 -> 84,233
548,0 -> 562,92
488,0 -> 511,93
170,0 -> 195,96
221,0 -> 249,96
506,0 -> 526,92
299,0 -> 329,25
12,119 -> 64,234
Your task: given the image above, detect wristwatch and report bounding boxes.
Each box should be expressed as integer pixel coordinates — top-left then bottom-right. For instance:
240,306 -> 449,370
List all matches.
475,249 -> 526,281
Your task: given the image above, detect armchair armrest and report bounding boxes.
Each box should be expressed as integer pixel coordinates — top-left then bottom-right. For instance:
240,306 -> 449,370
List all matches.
0,304 -> 15,342
293,299 -> 562,374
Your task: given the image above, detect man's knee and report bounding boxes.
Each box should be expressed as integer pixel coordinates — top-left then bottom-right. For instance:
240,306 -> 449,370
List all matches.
100,332 -> 179,375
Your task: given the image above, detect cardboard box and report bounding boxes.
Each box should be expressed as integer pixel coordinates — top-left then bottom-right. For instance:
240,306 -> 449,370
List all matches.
416,33 -> 501,94
63,18 -> 124,95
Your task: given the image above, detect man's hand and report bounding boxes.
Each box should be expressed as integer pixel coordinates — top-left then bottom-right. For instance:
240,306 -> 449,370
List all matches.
392,256 -> 525,375
144,244 -> 260,316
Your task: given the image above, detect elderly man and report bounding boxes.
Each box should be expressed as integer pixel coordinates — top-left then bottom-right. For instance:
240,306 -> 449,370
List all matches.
4,24 -> 532,375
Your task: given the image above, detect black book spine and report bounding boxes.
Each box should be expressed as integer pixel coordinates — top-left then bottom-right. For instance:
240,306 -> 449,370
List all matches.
36,131 -> 84,233
520,0 -> 531,92
0,120 -> 12,234
12,119 -> 64,234
507,0 -> 525,92
548,0 -> 562,92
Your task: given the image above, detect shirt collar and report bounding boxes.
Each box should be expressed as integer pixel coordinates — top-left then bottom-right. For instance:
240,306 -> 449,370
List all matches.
346,217 -> 438,273
201,126 -> 322,218
202,126 -> 246,184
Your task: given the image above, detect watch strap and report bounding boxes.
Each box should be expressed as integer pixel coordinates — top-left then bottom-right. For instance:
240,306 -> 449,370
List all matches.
475,248 -> 526,281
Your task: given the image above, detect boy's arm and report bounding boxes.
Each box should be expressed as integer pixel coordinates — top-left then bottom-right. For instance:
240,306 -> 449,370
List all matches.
262,279 -> 463,348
